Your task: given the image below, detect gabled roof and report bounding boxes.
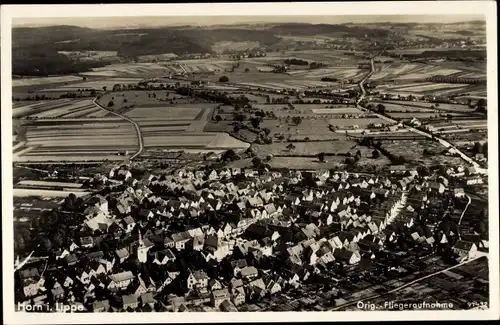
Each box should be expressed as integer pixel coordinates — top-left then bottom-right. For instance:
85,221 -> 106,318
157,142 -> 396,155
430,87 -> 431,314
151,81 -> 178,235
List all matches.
453,240 -> 476,251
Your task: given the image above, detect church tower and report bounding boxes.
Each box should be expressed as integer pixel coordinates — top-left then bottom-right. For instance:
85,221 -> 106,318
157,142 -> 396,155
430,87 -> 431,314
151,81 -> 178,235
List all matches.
137,231 -> 150,263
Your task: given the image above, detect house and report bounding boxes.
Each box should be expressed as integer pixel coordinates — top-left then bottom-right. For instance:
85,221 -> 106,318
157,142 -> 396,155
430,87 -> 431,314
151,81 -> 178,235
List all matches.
428,182 -> 446,194
211,288 -> 230,308
187,270 -> 209,291
208,279 -> 223,291
153,249 -> 176,265
467,177 -> 483,185
220,300 -> 238,312
51,284 -> 65,300
140,292 -> 156,308
240,266 -> 259,280
333,249 -> 361,265
122,216 -> 136,233
389,165 -> 407,174
231,259 -> 248,277
122,294 -> 139,310
452,240 -> 478,260
171,231 -> 192,250
116,247 -> 130,264
231,289 -> 246,306
454,188 -> 465,197
93,300 -> 110,312
109,271 -> 135,291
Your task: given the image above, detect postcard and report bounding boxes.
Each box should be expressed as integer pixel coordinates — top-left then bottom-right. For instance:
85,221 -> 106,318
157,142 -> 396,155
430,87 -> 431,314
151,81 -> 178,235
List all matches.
1,2 -> 498,323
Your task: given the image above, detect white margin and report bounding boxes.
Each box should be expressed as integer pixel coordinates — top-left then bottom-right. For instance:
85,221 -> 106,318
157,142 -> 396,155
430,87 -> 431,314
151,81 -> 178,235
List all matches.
1,2 -> 499,323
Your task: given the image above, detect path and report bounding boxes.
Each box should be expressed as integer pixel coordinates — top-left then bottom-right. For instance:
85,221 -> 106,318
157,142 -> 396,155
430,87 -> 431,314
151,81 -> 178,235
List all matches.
458,194 -> 472,240
93,98 -> 144,161
357,58 -> 486,174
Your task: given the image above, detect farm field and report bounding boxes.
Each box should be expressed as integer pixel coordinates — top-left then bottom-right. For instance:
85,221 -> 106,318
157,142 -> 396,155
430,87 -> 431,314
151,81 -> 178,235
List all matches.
212,41 -> 261,53
379,100 -> 477,113
14,120 -> 138,163
126,106 -> 204,119
269,156 -> 345,170
41,78 -> 143,91
17,180 -> 84,188
143,132 -> 249,151
13,188 -> 92,198
386,112 -> 463,120
253,140 -> 357,157
13,75 -> 84,87
13,99 -> 107,119
327,117 -> 388,128
80,63 -> 172,77
369,62 -> 486,81
97,91 -> 209,112
380,140 -> 465,167
288,67 -> 365,80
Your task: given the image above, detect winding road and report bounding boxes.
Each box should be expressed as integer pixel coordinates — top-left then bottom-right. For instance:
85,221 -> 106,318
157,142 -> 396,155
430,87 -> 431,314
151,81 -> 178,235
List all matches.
93,98 -> 144,161
357,58 -> 486,174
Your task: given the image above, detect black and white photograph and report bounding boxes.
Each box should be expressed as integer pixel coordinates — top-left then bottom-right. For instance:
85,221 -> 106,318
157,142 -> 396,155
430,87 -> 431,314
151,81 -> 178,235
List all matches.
1,2 -> 498,323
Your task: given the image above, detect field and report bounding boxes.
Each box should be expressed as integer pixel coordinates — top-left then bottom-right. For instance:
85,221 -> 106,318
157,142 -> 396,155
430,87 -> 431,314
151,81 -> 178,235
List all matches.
144,132 -> 249,151
17,180 -> 84,188
12,75 -> 84,87
41,78 -> 143,91
380,140 -> 466,167
126,105 -> 204,119
253,140 -> 356,157
370,61 -> 486,81
13,99 -> 108,119
14,119 -> 138,163
327,117 -> 387,128
212,41 -> 261,53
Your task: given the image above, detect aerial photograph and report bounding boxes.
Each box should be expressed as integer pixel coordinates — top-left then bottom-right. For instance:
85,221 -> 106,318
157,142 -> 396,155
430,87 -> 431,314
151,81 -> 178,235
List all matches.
9,12 -> 490,314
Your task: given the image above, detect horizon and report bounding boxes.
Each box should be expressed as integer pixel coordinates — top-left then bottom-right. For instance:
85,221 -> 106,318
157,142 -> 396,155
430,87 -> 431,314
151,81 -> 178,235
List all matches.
13,15 -> 485,29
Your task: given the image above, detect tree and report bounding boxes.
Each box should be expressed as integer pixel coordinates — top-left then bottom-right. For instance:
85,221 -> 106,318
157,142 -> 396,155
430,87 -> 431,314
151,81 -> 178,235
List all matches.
250,117 -> 262,128
291,116 -> 302,125
372,149 -> 380,159
262,128 -> 271,136
102,86 -> 107,92
473,142 -> 483,154
245,68 -> 250,72
233,125 -> 240,133
215,115 -> 222,123
376,104 -> 386,114
107,100 -> 114,107
252,157 -> 262,168
286,143 -> 296,151
234,114 -> 246,122
219,76 -> 229,83
222,149 -> 237,161
318,152 -> 326,162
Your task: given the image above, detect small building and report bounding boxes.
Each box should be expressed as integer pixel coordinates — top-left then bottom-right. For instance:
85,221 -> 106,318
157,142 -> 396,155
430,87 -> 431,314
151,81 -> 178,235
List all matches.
452,240 -> 478,260
211,289 -> 230,308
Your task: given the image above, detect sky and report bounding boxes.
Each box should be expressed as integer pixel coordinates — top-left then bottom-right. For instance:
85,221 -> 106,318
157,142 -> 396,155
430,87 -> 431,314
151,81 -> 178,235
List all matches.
13,15 -> 484,29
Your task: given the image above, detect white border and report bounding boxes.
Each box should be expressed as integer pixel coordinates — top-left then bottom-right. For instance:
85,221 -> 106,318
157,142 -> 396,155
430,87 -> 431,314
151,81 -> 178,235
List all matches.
1,2 -> 498,323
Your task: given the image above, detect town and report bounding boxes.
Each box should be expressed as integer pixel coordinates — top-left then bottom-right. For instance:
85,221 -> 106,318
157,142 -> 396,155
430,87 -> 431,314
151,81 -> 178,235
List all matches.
10,14 -> 490,313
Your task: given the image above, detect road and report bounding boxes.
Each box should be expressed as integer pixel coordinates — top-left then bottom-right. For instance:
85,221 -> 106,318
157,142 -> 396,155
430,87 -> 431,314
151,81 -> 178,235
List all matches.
93,98 -> 144,161
357,58 -> 486,174
458,194 -> 472,240
329,255 -> 485,311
